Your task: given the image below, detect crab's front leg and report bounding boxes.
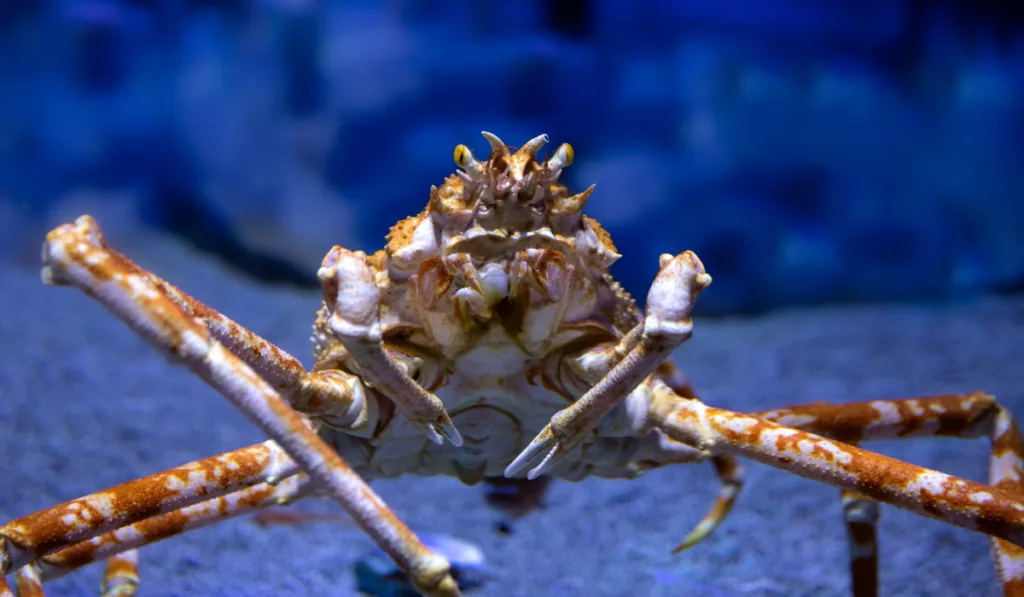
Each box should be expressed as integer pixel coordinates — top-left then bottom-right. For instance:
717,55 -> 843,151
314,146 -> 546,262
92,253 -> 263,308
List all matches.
505,251 -> 711,479
33,216 -> 460,597
318,247 -> 462,447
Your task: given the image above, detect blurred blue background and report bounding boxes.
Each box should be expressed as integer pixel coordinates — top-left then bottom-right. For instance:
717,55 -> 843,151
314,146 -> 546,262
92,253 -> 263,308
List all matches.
2,0 -> 1023,314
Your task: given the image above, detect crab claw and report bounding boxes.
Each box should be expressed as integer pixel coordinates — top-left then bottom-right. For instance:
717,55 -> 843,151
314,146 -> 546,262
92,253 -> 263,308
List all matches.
506,250 -> 712,480
320,246 -> 463,448
504,425 -> 564,480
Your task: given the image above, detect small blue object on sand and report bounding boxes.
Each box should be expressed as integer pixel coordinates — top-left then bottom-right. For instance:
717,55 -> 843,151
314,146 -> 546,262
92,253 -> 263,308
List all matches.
355,534 -> 492,596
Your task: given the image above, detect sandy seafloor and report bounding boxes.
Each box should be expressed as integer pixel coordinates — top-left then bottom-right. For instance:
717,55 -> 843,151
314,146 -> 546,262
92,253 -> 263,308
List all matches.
1,229 -> 1022,597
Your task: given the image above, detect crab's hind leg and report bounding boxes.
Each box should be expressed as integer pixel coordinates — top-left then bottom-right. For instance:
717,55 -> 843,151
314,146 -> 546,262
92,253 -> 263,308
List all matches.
8,477 -> 308,597
668,453 -> 744,553
650,366 -> 746,553
1,441 -> 297,574
1,442 -> 302,595
37,474 -> 311,584
36,216 -> 459,597
752,392 -> 1024,596
14,565 -> 42,597
6,554 -> 140,597
5,558 -> 137,597
100,551 -> 139,597
840,489 -> 880,597
649,385 -> 1024,596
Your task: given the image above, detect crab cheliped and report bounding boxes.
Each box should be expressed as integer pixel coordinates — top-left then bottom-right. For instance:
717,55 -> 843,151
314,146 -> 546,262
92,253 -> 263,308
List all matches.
3,132 -> 1024,597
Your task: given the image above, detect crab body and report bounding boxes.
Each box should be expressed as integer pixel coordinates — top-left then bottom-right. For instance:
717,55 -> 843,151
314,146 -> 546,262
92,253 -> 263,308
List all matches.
312,134 -> 666,483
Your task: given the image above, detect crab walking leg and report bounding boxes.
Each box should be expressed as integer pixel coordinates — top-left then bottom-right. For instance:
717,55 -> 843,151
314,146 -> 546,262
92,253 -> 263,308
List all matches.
752,392 -> 1024,595
672,455 -> 744,553
506,251 -> 711,479
751,392 -> 999,443
840,490 -> 880,597
0,440 -> 296,573
13,566 -> 43,597
33,217 -> 380,434
318,246 -> 462,447
991,407 -> 1024,594
561,340 -> 744,553
39,217 -> 460,597
649,386 -> 1024,549
100,551 -> 139,597
36,220 -> 377,430
5,552 -> 140,597
659,370 -> 747,554
35,475 -> 310,583
80,243 -> 308,398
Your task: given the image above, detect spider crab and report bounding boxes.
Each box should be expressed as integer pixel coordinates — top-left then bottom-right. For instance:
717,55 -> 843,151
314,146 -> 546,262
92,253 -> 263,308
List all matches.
2,132 -> 1024,597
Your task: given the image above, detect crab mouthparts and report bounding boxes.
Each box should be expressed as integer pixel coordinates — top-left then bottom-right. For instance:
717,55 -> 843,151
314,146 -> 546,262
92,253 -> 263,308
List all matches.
443,229 -> 573,260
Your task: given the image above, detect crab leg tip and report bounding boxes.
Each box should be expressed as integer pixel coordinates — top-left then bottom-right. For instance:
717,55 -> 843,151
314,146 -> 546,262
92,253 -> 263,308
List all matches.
527,446 -> 560,480
441,422 -> 464,448
505,434 -> 550,478
504,452 -> 532,479
506,433 -> 563,480
421,425 -> 445,446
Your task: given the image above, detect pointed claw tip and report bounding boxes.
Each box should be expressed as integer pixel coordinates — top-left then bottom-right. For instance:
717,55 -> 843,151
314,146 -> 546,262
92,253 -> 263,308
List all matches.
448,435 -> 463,448
526,446 -> 560,480
504,461 -> 523,478
420,424 -> 445,446
442,423 -> 464,447
504,453 -> 532,479
526,466 -> 550,481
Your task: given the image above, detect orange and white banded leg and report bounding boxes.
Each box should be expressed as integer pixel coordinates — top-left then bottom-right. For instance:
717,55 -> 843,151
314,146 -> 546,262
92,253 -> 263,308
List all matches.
9,552 -> 141,597
13,565 -> 43,597
35,474 -> 311,584
646,383 -> 1024,594
34,216 -> 460,597
653,365 -> 746,553
100,551 -> 139,597
753,392 -> 1024,596
0,441 -> 297,575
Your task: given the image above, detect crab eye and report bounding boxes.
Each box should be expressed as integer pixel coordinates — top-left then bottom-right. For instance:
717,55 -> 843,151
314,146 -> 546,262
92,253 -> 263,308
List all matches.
560,143 -> 574,166
454,144 -> 472,168
531,201 -> 546,214
477,203 -> 491,214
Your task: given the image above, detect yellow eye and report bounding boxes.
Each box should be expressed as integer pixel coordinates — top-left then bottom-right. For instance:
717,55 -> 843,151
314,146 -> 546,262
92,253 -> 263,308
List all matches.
454,144 -> 471,168
560,143 -> 574,166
